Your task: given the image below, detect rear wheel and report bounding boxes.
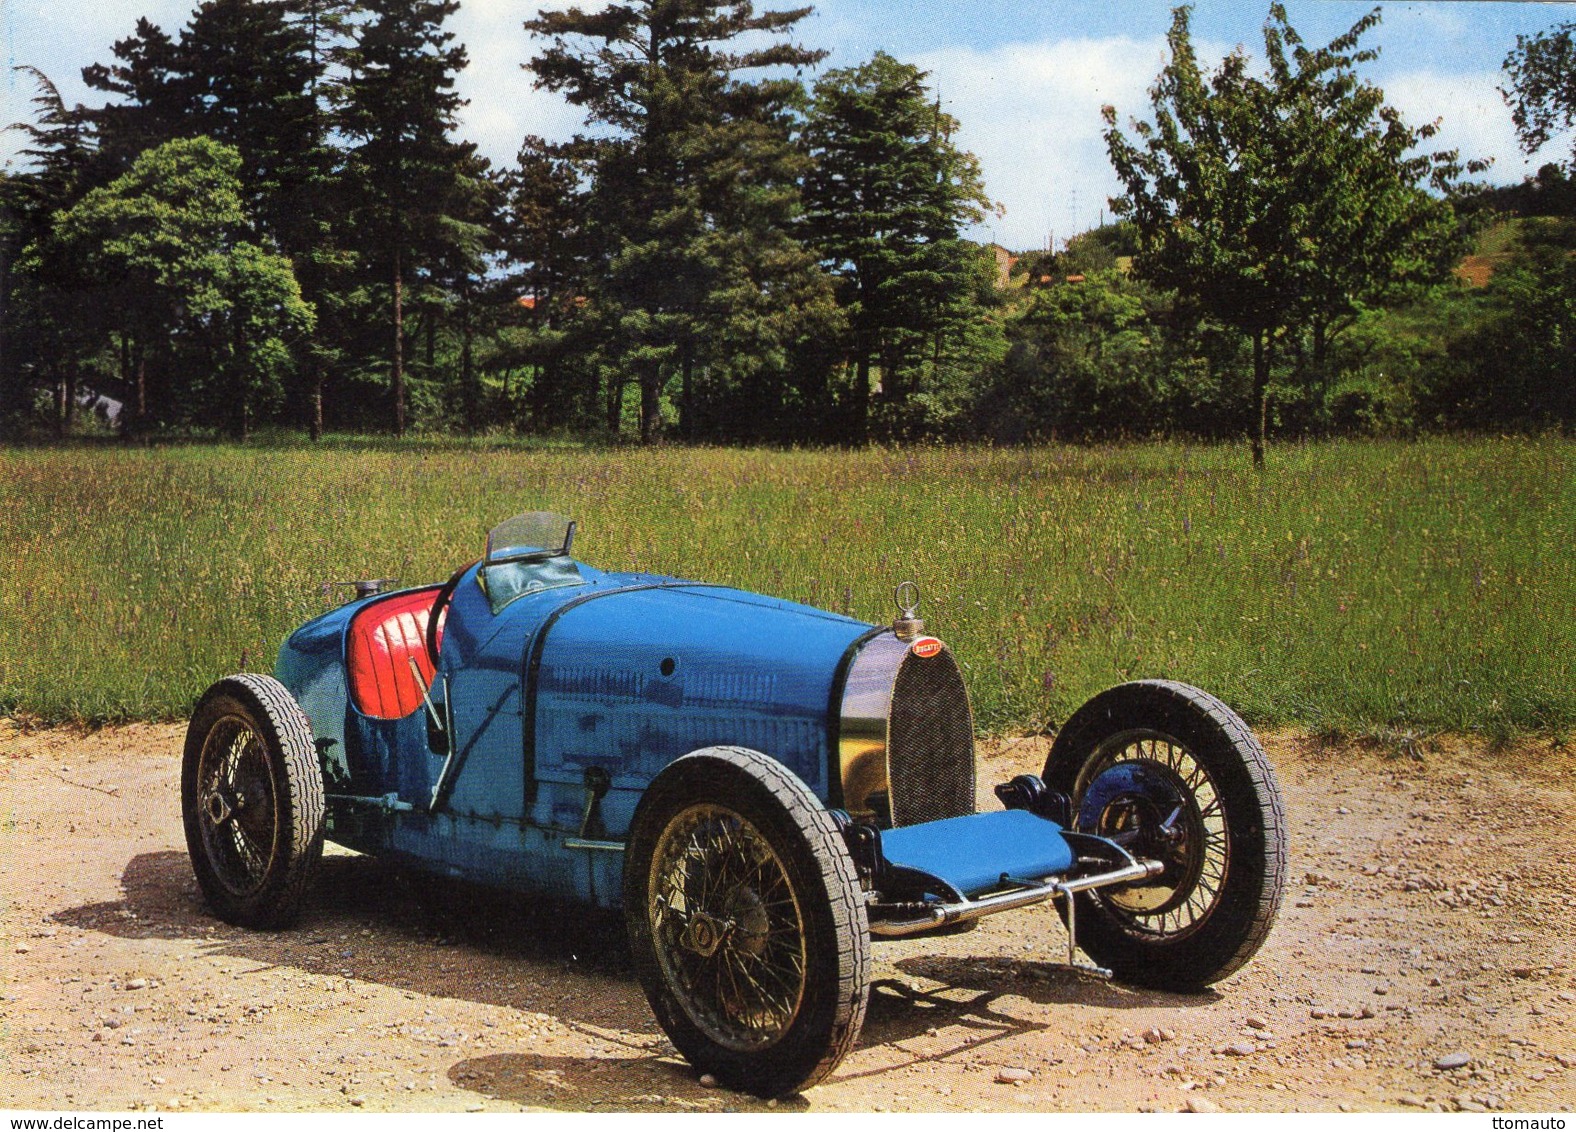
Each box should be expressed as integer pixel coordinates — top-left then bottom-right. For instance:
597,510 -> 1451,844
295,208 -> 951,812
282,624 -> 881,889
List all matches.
1043,681 -> 1286,990
182,674 -> 324,929
624,747 -> 869,1097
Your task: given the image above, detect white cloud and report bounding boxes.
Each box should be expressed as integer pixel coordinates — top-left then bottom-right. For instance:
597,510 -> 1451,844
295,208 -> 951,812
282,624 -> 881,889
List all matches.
1373,4 -> 1485,58
1382,69 -> 1544,180
916,38 -> 1547,250
451,0 -> 588,165
915,36 -> 1177,249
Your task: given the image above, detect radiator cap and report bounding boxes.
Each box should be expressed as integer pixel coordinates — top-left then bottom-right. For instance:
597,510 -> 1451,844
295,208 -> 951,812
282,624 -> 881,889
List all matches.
893,580 -> 924,641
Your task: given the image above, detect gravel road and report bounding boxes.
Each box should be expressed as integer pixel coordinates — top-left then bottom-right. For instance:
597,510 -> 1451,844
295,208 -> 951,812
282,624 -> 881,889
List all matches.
2,720 -> 1572,1113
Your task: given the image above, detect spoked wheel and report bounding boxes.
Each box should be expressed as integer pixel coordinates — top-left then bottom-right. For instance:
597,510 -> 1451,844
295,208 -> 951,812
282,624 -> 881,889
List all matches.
182,674 -> 324,929
625,747 -> 869,1098
649,803 -> 809,1048
1044,681 -> 1287,990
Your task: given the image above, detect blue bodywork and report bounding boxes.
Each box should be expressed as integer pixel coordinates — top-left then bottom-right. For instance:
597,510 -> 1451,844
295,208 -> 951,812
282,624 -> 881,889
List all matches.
277,561 -> 874,908
215,521 -> 1282,1096
881,811 -> 1075,897
230,526 -> 1277,1086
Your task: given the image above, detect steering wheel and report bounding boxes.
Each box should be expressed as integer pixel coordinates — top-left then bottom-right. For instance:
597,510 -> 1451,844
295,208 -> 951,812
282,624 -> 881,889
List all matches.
426,559 -> 479,668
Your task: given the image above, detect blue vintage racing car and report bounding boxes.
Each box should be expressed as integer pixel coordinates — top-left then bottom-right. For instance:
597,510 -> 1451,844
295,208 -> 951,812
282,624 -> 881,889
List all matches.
182,512 -> 1288,1097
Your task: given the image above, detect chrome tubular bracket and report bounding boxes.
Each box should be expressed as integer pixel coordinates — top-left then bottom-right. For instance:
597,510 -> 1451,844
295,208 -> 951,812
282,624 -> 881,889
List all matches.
868,855 -> 1163,943
419,668 -> 458,814
1052,881 -> 1114,980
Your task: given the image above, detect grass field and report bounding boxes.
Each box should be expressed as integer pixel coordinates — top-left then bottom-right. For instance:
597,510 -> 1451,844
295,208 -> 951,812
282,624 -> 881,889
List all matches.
0,437 -> 1570,735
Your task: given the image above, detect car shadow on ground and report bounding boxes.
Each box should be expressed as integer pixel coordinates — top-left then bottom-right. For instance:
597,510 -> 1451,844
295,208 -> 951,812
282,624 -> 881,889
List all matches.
891,954 -> 1220,1012
53,849 -> 637,1014
53,848 -> 1210,1105
841,962 -> 1213,1083
443,1052 -> 809,1112
844,976 -> 1056,1072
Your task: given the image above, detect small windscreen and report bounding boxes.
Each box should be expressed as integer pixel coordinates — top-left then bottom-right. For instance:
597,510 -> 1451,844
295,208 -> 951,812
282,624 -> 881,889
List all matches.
485,512 -> 574,564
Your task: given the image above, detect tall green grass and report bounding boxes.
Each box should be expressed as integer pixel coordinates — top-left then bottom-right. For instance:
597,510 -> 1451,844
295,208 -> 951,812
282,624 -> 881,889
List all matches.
1,437 -> 1570,734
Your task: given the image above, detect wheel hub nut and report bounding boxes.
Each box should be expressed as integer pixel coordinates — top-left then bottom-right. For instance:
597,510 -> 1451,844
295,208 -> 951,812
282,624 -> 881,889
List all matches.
682,912 -> 728,958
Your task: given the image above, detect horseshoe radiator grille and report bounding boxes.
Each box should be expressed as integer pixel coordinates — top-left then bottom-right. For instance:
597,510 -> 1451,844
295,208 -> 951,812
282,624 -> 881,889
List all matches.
886,648 -> 975,827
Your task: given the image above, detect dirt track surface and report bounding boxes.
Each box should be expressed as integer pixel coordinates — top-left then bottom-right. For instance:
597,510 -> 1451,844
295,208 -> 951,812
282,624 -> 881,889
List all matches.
2,721 -> 1573,1114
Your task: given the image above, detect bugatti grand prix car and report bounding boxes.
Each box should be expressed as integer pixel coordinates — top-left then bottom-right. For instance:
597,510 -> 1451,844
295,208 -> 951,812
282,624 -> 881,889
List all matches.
182,512 -> 1288,1097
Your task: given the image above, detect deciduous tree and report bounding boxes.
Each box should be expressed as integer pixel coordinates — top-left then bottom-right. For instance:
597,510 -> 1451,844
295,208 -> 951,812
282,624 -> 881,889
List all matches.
1104,4 -> 1470,465
35,137 -> 312,438
1503,22 -> 1576,172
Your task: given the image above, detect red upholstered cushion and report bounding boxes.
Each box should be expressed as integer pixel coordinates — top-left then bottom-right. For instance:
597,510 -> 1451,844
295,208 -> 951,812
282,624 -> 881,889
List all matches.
346,586 -> 447,720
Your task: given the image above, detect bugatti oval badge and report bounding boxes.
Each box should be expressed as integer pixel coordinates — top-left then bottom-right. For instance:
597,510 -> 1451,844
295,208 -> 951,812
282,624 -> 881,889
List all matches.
911,637 -> 943,658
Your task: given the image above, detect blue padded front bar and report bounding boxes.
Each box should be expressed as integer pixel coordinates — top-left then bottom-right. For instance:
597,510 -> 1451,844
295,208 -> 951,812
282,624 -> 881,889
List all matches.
880,809 -> 1076,898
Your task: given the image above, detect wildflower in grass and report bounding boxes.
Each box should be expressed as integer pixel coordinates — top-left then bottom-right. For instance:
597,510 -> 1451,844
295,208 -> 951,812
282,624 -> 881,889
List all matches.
0,439 -> 1566,729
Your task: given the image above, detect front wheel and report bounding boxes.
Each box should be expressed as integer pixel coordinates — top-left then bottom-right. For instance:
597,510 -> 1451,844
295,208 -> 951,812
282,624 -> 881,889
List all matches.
182,674 -> 324,929
1043,681 -> 1287,990
624,747 -> 870,1097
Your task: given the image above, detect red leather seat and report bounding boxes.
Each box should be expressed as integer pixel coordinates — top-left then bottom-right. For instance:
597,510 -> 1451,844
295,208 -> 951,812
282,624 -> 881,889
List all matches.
346,587 -> 447,720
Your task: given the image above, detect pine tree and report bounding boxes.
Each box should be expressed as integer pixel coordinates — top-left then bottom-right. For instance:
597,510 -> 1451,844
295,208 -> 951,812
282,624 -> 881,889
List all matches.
179,0 -> 321,251
800,51 -> 994,441
338,0 -> 479,435
524,0 -> 828,442
81,17 -> 192,178
277,0 -> 360,438
497,136 -> 596,431
2,67 -> 99,434
285,0 -> 357,438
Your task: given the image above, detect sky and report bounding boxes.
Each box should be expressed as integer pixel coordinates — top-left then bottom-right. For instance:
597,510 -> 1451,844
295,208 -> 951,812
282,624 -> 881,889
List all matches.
4,0 -> 1574,250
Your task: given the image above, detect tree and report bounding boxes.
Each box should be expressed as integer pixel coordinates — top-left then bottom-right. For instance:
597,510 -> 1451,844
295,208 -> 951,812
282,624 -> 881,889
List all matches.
81,2 -> 328,222
1456,162 -> 1576,220
284,0 -> 358,438
1503,22 -> 1576,172
525,0 -> 830,443
72,2 -> 353,436
495,136 -> 597,431
34,137 -> 312,437
2,67 -> 98,434
337,0 -> 483,436
81,17 -> 192,178
176,0 -> 349,437
1104,4 -> 1470,465
175,0 -> 323,251
5,68 -> 95,214
800,51 -> 996,441
990,273 -> 1163,440
1441,219 -> 1576,427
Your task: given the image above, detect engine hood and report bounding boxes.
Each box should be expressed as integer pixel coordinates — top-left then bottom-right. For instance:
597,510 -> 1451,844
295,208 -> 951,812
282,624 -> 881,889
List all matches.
529,577 -> 878,801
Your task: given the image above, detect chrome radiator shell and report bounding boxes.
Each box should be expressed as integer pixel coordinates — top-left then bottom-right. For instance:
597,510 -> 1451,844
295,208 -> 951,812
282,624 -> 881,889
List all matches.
837,631 -> 975,827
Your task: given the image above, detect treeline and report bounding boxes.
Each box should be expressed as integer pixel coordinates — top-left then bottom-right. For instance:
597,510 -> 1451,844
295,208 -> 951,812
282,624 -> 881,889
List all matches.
980,202 -> 1576,446
1,1 -> 1573,446
1,0 -> 995,443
